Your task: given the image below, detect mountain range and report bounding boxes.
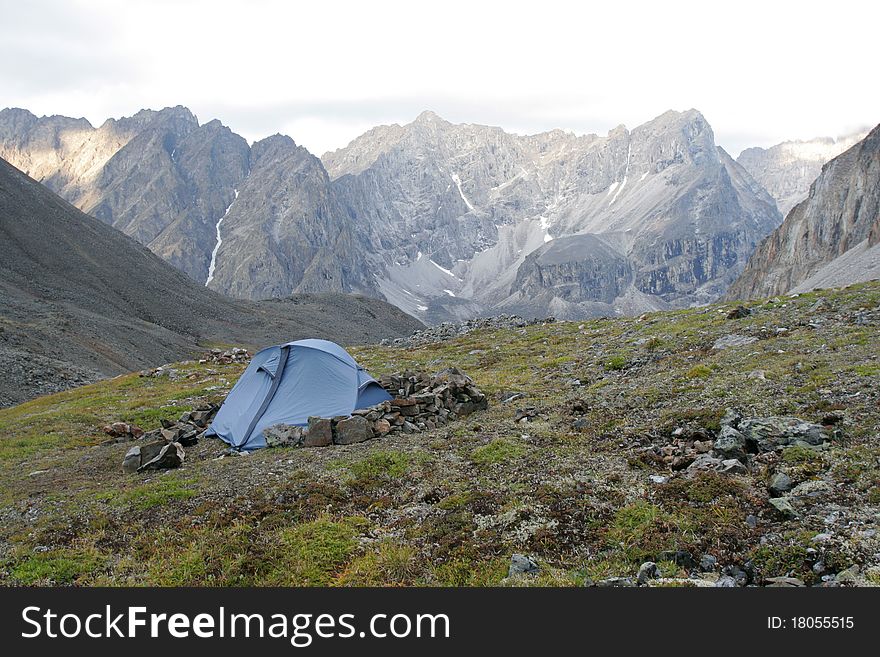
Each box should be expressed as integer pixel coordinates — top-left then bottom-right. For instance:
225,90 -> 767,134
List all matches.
0,156 -> 421,407
727,124 -> 880,300
737,129 -> 868,217
1,106 -> 788,321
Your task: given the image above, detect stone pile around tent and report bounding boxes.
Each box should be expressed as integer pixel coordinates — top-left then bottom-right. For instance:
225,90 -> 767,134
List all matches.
199,347 -> 251,365
263,368 -> 488,448
121,402 -> 220,473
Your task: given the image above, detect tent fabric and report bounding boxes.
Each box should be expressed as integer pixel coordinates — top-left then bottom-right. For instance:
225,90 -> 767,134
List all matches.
205,339 -> 391,451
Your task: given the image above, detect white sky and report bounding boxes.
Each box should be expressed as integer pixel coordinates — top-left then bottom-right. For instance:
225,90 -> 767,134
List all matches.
1,0 -> 877,157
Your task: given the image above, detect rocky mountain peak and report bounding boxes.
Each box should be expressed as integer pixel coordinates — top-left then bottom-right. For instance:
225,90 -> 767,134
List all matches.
737,127 -> 870,216
728,124 -> 880,299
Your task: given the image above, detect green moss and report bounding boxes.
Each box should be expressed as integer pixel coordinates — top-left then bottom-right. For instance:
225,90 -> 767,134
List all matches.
604,355 -> 628,371
338,542 -> 419,586
471,438 -> 526,466
750,543 -> 812,582
268,517 -> 368,586
12,547 -> 105,585
429,556 -> 508,586
121,476 -> 198,510
686,364 -> 712,379
332,450 -> 410,485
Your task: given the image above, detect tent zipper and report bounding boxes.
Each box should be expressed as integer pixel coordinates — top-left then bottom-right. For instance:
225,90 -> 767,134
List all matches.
238,344 -> 290,449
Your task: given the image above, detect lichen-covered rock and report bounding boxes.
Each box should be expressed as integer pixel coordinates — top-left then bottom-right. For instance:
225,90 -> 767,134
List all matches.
738,416 -> 831,452
713,425 -> 747,460
264,424 -> 304,447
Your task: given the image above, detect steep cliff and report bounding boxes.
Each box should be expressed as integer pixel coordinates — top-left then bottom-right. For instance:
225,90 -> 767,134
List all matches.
727,124 -> 880,300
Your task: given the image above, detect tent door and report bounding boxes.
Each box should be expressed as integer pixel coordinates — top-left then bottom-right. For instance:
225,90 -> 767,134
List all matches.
238,344 -> 290,449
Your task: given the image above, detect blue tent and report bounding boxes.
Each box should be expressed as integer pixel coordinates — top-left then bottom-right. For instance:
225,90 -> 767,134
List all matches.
205,339 -> 391,451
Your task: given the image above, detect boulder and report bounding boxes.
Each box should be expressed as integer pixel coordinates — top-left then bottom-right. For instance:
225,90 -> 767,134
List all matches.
713,425 -> 747,460
686,454 -> 723,474
102,422 -> 144,442
133,441 -> 185,472
699,554 -> 717,572
768,496 -> 797,520
264,424 -> 305,448
765,576 -> 805,587
508,554 -> 539,577
334,416 -> 371,445
738,416 -> 831,452
768,472 -> 793,497
720,459 -> 747,475
726,305 -> 751,319
122,446 -> 142,473
637,561 -> 659,585
304,417 -> 333,447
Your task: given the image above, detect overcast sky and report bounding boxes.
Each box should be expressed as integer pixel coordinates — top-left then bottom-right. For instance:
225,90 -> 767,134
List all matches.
1,0 -> 877,157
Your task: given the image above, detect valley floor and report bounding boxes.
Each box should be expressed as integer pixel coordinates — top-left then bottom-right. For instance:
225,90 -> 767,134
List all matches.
1,283 -> 879,586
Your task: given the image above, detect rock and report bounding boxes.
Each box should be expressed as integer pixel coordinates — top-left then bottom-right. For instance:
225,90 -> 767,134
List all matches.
514,407 -> 538,423
699,554 -> 717,572
726,305 -> 751,319
264,424 -> 304,448
738,416 -> 831,452
122,446 -> 142,473
713,334 -> 758,350
722,565 -> 750,586
715,575 -> 738,587
672,550 -> 697,570
809,297 -> 831,313
177,428 -> 200,447
637,561 -> 659,585
765,576 -> 805,587
713,425 -> 747,460
498,391 -> 527,403
137,441 -> 185,471
304,417 -> 333,447
720,459 -> 747,475
102,422 -> 144,441
334,415 -> 371,445
375,419 -> 392,435
571,418 -> 589,431
593,577 -> 636,587
649,474 -> 669,484
686,454 -> 723,474
768,496 -> 797,520
768,472 -> 793,497
745,514 -> 758,528
189,409 -> 214,428
508,554 -> 539,577
720,408 -> 742,429
834,565 -> 860,584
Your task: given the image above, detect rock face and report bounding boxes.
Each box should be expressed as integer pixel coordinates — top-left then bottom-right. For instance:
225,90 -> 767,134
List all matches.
737,129 -> 868,217
728,124 -> 880,300
204,135 -> 377,299
0,107 -> 251,282
1,106 -> 780,320
0,157 -> 423,407
329,109 -> 781,320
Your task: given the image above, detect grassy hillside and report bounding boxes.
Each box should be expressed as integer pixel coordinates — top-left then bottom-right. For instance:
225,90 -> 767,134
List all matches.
1,283 -> 878,586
